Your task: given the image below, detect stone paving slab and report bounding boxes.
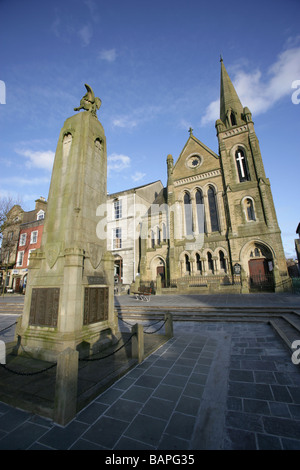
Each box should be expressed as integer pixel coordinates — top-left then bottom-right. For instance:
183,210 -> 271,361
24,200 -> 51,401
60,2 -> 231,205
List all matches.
0,319 -> 300,450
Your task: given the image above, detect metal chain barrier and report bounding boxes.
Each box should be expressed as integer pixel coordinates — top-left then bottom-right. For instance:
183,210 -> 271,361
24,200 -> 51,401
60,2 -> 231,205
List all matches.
0,315 -> 167,374
144,318 -> 167,334
118,315 -> 166,333
79,332 -> 136,362
0,361 -> 57,376
0,321 -> 17,335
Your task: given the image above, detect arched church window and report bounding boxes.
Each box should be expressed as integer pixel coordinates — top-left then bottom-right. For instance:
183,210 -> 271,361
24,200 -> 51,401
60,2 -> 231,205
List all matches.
157,227 -> 161,245
185,254 -> 191,274
235,149 -> 250,182
195,189 -> 205,233
219,251 -> 227,272
196,253 -> 202,274
207,252 -> 214,273
151,230 -> 155,248
162,223 -> 167,242
244,198 -> 256,221
254,247 -> 261,257
184,192 -> 193,237
207,186 -> 219,232
230,111 -> 237,126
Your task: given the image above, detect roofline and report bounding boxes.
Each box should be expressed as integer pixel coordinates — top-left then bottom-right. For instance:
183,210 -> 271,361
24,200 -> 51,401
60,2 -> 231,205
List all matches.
173,134 -> 219,172
108,180 -> 163,197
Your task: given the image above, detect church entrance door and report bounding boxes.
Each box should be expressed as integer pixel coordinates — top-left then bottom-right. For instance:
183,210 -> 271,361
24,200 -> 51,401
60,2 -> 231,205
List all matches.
156,266 -> 165,288
248,259 -> 273,291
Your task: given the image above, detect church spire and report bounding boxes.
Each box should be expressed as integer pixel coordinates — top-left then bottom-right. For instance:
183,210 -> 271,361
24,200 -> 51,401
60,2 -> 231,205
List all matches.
220,58 -> 244,128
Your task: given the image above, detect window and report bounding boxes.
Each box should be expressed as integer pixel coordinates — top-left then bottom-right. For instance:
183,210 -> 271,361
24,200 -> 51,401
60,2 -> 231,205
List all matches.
28,249 -> 35,266
114,199 -> 122,220
157,227 -> 161,245
230,111 -> 237,126
244,198 -> 256,222
162,223 -> 167,242
235,149 -> 250,182
112,227 -> 122,249
208,186 -> 219,232
151,230 -> 155,248
185,254 -> 191,274
195,190 -> 205,233
16,251 -> 24,267
219,251 -> 227,272
184,192 -> 193,237
37,210 -> 45,220
207,252 -> 214,273
30,230 -> 38,244
19,233 -> 26,246
196,253 -> 202,274
254,247 -> 261,257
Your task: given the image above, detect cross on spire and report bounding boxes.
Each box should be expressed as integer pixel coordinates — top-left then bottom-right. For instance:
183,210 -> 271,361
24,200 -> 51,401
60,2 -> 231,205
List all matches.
189,127 -> 193,136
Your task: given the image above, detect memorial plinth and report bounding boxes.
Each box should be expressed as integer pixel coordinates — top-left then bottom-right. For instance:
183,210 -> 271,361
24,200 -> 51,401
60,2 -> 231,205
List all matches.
18,85 -> 117,361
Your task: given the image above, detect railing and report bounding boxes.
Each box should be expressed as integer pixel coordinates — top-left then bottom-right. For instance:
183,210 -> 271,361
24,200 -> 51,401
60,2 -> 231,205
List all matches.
248,273 -> 274,291
168,274 -> 241,288
291,277 -> 300,294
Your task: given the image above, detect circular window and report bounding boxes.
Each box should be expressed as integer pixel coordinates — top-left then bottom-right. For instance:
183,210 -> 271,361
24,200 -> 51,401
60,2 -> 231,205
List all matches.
186,155 -> 202,169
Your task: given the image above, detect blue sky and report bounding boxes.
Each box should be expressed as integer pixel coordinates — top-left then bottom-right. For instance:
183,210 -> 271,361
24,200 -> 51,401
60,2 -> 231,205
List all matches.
0,0 -> 299,258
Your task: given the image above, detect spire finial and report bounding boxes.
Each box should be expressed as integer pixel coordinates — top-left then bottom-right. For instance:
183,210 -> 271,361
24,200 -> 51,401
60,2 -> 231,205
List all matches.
189,127 -> 193,136
220,54 -> 223,62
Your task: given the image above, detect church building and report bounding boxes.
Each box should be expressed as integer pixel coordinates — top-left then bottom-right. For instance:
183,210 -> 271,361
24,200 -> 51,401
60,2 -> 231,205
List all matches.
138,59 -> 290,294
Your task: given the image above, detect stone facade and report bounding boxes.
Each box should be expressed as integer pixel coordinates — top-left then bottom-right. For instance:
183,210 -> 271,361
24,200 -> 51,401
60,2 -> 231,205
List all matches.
106,181 -> 163,290
139,60 -> 290,294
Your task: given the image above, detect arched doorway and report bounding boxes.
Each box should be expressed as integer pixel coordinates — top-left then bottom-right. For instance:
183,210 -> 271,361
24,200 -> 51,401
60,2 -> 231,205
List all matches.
247,243 -> 274,291
151,257 -> 166,287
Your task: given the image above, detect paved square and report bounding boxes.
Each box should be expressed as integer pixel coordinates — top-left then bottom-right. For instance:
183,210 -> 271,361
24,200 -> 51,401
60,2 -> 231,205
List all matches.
1,311 -> 300,450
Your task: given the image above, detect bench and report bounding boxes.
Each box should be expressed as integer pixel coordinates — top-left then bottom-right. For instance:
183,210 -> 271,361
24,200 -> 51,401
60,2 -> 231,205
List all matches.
132,286 -> 152,301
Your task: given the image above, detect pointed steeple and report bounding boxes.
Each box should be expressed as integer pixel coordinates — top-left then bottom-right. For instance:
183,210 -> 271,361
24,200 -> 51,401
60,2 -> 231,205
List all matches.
220,58 -> 244,127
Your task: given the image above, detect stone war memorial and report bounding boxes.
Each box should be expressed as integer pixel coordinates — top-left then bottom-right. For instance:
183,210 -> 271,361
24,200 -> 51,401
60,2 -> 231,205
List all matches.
17,84 -> 116,362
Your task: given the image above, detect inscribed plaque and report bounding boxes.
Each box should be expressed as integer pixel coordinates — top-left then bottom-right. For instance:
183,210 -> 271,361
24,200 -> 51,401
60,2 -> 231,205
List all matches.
29,288 -> 60,327
83,287 -> 109,325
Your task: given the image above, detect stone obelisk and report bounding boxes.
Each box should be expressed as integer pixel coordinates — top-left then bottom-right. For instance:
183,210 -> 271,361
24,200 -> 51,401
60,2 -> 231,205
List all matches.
18,84 -> 117,361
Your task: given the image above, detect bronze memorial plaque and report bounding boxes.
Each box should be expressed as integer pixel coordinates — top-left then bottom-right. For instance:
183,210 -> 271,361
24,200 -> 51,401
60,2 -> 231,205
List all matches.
83,287 -> 109,325
29,288 -> 60,327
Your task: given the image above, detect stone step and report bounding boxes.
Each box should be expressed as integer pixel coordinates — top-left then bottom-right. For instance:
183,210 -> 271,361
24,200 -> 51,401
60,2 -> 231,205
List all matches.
115,305 -> 297,321
269,317 -> 300,351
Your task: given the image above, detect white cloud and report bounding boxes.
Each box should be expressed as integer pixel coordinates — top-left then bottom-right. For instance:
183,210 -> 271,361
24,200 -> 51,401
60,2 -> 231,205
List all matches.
201,46 -> 300,125
98,48 -> 117,63
16,149 -> 55,171
132,171 -> 146,182
178,119 -> 193,131
78,24 -> 93,46
107,153 -> 131,173
0,176 -> 50,186
112,105 -> 162,130
112,116 -> 137,129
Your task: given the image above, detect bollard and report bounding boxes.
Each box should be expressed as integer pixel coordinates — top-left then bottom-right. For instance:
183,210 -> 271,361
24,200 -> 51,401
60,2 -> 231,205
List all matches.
131,323 -> 144,363
164,312 -> 173,339
54,347 -> 79,426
